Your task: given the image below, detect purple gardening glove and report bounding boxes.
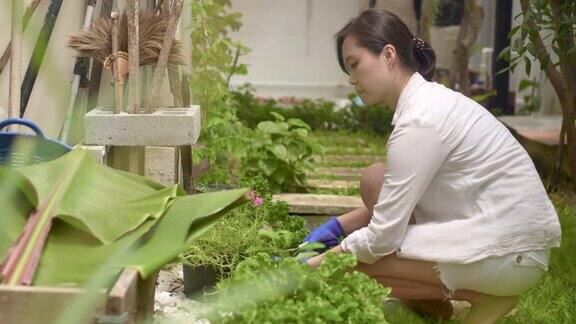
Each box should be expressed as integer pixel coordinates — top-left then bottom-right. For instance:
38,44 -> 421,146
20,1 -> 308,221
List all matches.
303,217 -> 344,250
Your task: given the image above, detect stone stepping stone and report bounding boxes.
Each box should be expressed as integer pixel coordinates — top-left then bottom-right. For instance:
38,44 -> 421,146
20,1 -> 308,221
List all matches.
315,137 -> 367,145
306,179 -> 360,190
313,155 -> 383,165
273,193 -> 362,215
300,215 -> 331,230
323,146 -> 378,155
308,167 -> 363,180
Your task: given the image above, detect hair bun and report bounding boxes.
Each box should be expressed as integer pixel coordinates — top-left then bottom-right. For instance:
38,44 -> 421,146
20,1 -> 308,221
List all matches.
411,38 -> 436,81
412,37 -> 426,52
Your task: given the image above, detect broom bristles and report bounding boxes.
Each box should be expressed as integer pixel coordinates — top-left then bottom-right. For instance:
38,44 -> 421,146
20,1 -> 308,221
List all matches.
68,11 -> 185,66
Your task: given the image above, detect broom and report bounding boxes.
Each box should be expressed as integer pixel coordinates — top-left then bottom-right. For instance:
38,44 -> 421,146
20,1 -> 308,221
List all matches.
68,10 -> 185,116
68,11 -> 185,78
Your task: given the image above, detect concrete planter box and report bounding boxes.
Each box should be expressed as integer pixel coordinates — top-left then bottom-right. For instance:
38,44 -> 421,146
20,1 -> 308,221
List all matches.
85,106 -> 201,147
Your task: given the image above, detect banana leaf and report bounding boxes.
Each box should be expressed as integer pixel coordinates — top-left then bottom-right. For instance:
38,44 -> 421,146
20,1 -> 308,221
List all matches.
34,189 -> 248,286
0,148 -> 248,286
6,148 -> 180,244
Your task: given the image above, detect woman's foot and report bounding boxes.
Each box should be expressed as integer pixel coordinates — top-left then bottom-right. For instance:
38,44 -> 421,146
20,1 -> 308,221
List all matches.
403,299 -> 454,320
463,294 -> 518,324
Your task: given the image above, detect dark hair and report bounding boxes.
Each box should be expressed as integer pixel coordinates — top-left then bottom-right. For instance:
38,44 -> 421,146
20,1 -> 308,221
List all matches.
336,9 -> 436,81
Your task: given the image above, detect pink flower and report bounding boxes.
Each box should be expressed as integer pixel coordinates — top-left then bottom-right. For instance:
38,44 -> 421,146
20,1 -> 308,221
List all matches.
253,196 -> 264,207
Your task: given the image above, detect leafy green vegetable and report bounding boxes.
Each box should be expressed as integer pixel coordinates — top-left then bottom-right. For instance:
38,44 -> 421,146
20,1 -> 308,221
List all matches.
182,195 -> 307,278
201,253 -> 391,323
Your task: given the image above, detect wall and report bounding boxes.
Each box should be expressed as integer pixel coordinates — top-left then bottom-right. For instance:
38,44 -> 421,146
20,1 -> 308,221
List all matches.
228,0 -> 358,100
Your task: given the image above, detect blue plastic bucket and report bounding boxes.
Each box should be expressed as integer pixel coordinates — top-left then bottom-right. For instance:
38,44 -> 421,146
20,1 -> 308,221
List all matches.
0,118 -> 71,166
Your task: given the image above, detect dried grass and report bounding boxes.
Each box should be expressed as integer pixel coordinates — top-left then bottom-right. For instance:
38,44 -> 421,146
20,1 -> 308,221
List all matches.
68,11 -> 185,66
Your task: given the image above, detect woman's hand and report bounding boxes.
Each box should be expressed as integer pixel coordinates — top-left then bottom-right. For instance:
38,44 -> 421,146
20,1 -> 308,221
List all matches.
307,244 -> 345,268
302,217 -> 344,251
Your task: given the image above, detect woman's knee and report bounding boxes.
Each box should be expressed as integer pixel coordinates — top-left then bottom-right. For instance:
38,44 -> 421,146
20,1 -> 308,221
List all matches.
360,162 -> 386,210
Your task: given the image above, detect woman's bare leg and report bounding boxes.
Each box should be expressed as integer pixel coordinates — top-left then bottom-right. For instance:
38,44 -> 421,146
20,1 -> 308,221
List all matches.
354,249 -> 518,323
357,163 -> 519,323
336,162 -> 386,234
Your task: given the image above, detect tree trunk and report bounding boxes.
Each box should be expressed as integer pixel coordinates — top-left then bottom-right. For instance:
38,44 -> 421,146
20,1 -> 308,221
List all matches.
561,98 -> 576,190
449,0 -> 484,95
418,0 -> 434,44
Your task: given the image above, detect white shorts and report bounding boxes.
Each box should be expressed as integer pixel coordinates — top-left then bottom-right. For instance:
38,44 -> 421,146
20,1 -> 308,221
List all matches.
436,250 -> 549,297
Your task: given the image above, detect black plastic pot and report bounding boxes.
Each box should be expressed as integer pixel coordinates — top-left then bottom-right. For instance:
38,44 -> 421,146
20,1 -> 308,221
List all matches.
182,262 -> 219,297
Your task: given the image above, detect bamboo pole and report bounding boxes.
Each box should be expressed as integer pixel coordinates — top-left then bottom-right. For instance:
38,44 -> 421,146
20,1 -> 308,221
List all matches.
145,0 -> 184,113
111,11 -> 122,114
127,0 -> 141,175
8,0 -> 23,129
127,0 -> 140,114
0,0 -> 43,77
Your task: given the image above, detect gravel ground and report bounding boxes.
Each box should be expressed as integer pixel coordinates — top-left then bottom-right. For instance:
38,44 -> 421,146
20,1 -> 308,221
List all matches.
153,264 -> 210,323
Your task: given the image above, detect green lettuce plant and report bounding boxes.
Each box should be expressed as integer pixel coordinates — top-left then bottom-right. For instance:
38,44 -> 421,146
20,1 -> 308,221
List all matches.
201,253 -> 391,323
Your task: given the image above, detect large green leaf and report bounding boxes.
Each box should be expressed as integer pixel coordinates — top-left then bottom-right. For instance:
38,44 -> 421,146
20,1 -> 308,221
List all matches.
8,148 -> 180,244
0,148 -> 248,286
34,189 -> 248,285
123,189 -> 248,278
268,144 -> 289,162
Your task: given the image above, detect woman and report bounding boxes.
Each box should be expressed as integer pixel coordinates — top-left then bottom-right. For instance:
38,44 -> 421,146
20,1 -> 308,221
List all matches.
305,9 -> 561,324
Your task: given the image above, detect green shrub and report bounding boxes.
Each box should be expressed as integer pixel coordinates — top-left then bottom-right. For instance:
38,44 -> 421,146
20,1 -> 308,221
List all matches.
233,85 -> 395,136
239,112 -> 321,193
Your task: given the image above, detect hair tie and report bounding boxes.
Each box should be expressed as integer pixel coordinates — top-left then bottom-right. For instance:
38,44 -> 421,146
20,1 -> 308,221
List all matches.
412,37 -> 425,52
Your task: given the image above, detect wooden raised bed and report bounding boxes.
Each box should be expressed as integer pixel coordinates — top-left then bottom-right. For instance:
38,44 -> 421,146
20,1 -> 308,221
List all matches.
0,268 -> 157,324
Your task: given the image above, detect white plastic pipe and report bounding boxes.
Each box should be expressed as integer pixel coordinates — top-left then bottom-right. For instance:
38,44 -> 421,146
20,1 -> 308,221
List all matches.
8,0 -> 23,130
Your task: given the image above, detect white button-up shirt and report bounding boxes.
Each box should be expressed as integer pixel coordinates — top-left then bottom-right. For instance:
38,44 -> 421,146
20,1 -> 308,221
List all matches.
341,72 -> 562,264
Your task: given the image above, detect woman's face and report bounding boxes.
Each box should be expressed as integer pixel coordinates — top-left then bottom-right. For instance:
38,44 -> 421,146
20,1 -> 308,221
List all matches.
342,35 -> 397,106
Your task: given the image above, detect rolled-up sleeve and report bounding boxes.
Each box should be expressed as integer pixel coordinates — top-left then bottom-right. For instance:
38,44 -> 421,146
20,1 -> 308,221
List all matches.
341,120 -> 449,263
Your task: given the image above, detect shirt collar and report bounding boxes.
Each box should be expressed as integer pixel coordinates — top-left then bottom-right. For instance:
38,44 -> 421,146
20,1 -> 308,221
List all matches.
392,72 -> 426,125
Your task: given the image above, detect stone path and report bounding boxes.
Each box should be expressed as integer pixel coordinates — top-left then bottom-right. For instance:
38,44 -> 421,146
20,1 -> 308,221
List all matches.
273,193 -> 362,215
307,167 -> 362,180
306,179 -> 360,190
274,132 -> 385,216
323,146 -> 376,155
313,154 -> 383,165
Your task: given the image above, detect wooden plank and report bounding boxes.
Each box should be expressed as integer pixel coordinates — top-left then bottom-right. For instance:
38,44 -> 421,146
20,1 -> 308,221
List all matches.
180,145 -> 195,194
107,268 -> 139,323
0,285 -> 107,323
135,272 -> 158,322
106,268 -> 158,323
0,268 -> 156,323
